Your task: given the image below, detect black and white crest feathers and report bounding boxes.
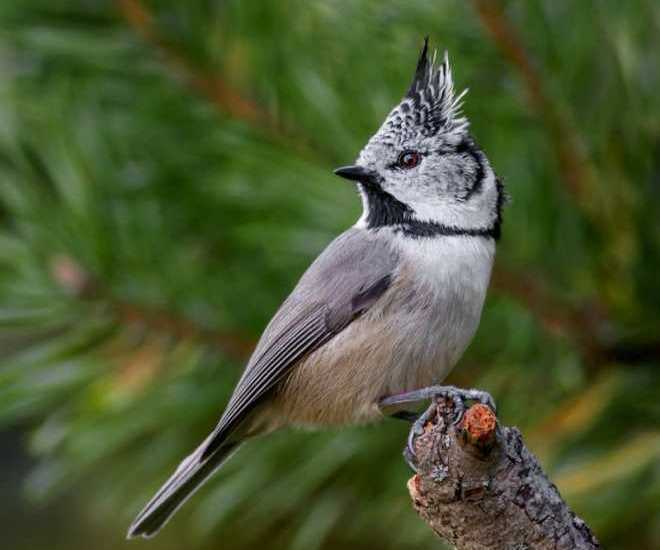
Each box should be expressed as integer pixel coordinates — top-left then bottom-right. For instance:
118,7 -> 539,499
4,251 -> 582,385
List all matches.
379,38 -> 468,145
406,36 -> 433,98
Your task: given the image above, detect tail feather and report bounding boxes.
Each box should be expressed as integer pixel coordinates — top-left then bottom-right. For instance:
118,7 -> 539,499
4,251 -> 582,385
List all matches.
127,434 -> 239,539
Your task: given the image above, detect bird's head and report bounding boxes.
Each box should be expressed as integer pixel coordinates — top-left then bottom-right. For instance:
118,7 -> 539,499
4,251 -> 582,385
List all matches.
335,38 -> 504,238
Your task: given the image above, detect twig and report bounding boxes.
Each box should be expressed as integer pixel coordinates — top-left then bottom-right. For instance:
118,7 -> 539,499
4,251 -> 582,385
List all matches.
490,267 -> 607,366
117,0 -> 264,124
469,0 -> 598,204
116,0 -> 322,161
407,397 -> 601,549
50,254 -> 254,361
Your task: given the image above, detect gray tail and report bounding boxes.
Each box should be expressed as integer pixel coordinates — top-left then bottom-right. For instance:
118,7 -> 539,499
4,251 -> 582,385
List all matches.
127,434 -> 239,539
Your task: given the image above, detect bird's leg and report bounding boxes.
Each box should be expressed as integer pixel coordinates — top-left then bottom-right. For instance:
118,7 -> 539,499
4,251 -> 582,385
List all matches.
378,385 -> 496,472
379,385 -> 496,423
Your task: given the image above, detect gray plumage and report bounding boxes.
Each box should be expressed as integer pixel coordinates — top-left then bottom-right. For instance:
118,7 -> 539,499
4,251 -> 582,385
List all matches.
128,230 -> 398,537
128,38 -> 504,539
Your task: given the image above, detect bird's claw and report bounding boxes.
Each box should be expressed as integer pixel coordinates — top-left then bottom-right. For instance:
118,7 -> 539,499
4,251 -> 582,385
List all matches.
380,385 -> 496,472
380,385 -> 495,424
404,404 -> 437,473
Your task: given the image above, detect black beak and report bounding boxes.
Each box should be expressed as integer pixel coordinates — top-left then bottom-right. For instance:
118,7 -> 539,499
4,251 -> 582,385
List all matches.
333,165 -> 379,184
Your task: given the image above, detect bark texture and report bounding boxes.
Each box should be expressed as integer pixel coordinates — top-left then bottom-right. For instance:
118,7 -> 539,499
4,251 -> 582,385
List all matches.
407,399 -> 600,550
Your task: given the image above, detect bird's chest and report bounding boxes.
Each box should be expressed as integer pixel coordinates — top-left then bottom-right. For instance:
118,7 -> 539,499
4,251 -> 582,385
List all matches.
274,236 -> 494,427
374,235 -> 495,392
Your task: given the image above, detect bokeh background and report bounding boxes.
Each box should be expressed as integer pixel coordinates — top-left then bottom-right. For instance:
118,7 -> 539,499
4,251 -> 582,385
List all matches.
1,1 -> 659,549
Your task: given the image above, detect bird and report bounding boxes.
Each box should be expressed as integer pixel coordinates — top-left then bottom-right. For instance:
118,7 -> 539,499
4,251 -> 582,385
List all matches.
127,37 -> 505,539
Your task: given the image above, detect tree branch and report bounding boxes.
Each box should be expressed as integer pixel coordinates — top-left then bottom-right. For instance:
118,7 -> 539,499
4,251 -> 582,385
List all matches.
469,0 -> 598,205
50,254 -> 255,361
116,0 -> 265,124
489,268 -> 608,367
407,398 -> 601,549
116,0 -> 322,161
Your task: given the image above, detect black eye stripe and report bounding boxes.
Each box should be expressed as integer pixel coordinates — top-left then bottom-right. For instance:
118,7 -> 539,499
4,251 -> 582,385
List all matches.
435,138 -> 474,156
428,138 -> 487,201
452,139 -> 485,200
455,139 -> 473,154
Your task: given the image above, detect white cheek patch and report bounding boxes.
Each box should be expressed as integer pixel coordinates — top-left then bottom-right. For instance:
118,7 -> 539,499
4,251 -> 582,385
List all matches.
355,186 -> 371,229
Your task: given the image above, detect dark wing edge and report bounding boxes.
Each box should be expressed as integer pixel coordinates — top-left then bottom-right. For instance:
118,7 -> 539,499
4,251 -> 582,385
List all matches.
127,249 -> 394,538
127,306 -> 334,538
127,435 -> 239,538
201,303 -> 332,458
202,273 -> 393,459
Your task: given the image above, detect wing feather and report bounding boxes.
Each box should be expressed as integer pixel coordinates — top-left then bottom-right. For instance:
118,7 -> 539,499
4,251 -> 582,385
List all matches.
201,229 -> 398,458
129,229 -> 400,536
201,304 -> 334,458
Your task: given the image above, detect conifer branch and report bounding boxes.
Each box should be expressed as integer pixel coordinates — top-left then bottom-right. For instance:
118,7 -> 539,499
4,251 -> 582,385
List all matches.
116,0 -> 323,161
469,0 -> 598,204
50,255 -> 254,361
117,0 -> 265,124
490,268 -> 608,367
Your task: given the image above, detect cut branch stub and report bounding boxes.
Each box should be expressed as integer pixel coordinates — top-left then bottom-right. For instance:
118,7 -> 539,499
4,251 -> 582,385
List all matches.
407,397 -> 600,550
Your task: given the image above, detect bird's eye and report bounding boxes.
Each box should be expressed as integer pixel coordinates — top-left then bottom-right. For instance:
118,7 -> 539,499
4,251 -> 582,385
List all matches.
397,151 -> 421,169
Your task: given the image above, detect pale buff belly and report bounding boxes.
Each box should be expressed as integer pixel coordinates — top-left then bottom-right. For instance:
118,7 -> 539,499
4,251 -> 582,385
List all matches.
269,277 -> 486,427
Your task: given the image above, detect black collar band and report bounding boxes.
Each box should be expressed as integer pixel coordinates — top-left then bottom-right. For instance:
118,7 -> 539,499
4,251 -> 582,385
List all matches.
360,181 -> 502,240
393,220 -> 499,239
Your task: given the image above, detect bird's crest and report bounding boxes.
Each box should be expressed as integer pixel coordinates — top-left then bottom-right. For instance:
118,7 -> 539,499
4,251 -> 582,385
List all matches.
376,38 -> 468,146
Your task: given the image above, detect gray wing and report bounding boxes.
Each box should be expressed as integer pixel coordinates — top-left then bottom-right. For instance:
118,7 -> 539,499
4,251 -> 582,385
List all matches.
127,228 -> 398,538
201,227 -> 398,458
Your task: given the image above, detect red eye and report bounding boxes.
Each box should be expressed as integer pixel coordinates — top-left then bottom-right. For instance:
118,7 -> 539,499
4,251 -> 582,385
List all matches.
398,151 -> 421,169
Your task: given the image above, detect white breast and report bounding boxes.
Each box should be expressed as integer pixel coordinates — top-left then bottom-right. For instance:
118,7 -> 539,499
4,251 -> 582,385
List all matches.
394,232 -> 495,304
380,232 -> 495,394
272,233 -> 495,427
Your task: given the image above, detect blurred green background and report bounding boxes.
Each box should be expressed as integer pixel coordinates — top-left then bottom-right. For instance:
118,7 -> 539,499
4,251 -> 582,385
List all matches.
1,1 -> 659,548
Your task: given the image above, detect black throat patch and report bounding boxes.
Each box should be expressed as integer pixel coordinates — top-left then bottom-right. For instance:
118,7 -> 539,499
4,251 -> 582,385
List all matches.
360,179 -> 502,240
360,181 -> 414,228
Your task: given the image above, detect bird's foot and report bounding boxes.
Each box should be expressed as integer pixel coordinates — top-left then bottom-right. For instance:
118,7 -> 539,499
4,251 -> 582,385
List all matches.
379,385 -> 496,424
379,385 -> 496,472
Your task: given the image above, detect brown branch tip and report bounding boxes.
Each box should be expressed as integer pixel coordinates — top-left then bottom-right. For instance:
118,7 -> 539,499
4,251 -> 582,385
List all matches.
407,397 -> 600,549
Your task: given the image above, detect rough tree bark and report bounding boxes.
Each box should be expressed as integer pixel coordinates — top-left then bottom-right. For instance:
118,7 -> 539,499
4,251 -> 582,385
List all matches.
406,396 -> 601,550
